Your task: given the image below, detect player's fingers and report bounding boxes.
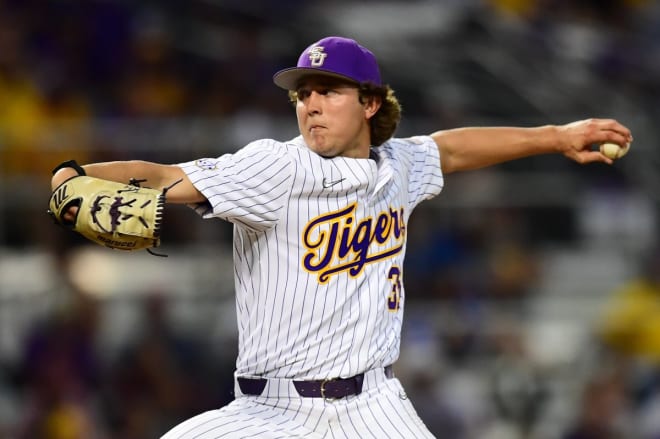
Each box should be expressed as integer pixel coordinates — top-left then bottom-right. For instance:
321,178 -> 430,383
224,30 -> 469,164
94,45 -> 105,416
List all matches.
574,122 -> 631,154
594,119 -> 633,142
64,206 -> 78,223
565,146 -> 612,165
562,119 -> 631,153
578,150 -> 614,165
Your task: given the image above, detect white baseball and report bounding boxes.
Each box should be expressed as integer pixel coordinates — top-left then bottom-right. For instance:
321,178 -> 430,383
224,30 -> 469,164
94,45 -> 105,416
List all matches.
600,142 -> 630,160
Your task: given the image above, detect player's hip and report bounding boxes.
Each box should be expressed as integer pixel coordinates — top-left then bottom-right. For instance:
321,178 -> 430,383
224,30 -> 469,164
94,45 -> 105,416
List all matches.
233,370 -> 434,438
161,372 -> 435,438
234,364 -> 394,399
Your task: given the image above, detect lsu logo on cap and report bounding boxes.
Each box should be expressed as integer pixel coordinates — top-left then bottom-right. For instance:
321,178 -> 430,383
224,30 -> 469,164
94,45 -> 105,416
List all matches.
308,46 -> 327,67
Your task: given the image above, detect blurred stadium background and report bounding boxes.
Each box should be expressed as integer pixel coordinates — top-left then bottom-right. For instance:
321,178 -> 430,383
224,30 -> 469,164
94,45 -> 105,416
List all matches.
1,0 -> 659,438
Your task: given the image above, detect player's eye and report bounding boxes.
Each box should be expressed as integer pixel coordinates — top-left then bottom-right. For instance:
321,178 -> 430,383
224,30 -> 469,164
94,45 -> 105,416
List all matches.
320,88 -> 338,96
296,89 -> 311,100
295,87 -> 339,101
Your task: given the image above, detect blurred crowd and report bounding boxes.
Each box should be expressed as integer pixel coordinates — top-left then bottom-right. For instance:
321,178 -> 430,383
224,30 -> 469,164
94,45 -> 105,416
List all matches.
1,0 -> 659,181
0,0 -> 298,180
2,282 -> 236,439
1,0 -> 660,438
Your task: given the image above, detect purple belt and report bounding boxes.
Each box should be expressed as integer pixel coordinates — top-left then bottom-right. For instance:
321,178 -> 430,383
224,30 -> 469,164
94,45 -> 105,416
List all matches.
237,365 -> 394,399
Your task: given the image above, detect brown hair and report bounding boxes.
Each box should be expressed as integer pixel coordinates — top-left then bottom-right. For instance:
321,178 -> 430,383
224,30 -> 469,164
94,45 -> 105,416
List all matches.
288,83 -> 402,146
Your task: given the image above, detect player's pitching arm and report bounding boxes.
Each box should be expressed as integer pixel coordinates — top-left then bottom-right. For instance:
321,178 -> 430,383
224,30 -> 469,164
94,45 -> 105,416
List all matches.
432,118 -> 633,174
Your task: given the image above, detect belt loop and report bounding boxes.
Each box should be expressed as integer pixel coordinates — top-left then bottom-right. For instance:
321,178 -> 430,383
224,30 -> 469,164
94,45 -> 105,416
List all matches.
237,377 -> 267,396
355,372 -> 365,393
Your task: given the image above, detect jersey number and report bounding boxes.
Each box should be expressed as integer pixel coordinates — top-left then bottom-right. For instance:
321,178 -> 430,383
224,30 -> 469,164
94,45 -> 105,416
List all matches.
387,266 -> 402,312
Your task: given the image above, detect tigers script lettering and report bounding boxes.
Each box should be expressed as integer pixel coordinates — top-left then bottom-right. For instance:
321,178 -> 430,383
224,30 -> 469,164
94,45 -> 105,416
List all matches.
302,202 -> 406,283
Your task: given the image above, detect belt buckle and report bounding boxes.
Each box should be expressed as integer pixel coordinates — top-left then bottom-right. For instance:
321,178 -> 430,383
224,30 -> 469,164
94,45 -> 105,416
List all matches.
320,378 -> 336,401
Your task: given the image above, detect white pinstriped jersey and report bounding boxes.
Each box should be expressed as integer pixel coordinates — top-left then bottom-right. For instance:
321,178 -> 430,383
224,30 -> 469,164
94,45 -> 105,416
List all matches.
178,135 -> 443,380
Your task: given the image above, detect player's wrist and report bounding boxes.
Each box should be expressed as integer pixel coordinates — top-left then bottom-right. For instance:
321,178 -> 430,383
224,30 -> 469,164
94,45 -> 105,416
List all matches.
52,159 -> 86,176
51,167 -> 80,191
537,125 -> 564,154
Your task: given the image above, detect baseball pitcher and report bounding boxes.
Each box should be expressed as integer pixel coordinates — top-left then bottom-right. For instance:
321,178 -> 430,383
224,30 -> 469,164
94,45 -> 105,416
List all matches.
50,36 -> 632,438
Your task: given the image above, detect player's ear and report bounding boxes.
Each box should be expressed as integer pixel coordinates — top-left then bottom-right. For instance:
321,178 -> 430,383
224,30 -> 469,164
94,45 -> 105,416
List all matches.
363,95 -> 382,120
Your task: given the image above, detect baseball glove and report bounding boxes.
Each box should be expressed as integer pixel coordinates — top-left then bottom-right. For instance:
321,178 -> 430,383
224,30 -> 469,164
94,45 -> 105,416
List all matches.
48,175 -> 175,254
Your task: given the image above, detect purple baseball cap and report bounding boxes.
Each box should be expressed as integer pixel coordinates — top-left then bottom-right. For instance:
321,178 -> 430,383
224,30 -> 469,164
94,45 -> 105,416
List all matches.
273,36 -> 382,90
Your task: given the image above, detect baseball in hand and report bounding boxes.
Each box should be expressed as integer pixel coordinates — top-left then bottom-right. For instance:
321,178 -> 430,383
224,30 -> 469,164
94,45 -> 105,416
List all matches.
600,142 -> 630,160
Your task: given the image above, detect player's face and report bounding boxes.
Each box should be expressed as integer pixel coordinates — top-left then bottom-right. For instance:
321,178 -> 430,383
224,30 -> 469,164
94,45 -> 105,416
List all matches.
295,76 -> 379,159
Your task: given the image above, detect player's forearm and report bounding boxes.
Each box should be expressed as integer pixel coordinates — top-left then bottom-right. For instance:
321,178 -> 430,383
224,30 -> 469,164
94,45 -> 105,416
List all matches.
52,160 -> 205,204
52,160 -> 170,188
82,161 -> 176,187
432,118 -> 633,173
432,125 -> 561,174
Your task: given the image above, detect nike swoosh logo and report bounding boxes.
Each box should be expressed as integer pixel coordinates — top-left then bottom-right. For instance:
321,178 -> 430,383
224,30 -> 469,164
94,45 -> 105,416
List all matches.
322,177 -> 346,188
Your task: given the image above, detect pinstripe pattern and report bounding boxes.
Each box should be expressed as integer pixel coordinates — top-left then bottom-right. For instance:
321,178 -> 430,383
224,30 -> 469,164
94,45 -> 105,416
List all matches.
168,134 -> 443,438
162,369 -> 435,438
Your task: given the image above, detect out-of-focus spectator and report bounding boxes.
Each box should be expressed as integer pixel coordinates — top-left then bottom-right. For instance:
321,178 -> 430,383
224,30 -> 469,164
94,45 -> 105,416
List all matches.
483,208 -> 540,304
592,245 -> 660,438
104,291 -> 218,438
598,246 -> 660,363
13,290 -> 104,439
562,368 -> 630,439
488,317 -> 547,437
0,6 -> 92,181
115,15 -> 189,118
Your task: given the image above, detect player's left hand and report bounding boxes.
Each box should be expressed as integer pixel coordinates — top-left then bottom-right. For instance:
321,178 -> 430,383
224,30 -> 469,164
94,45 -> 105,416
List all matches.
49,175 -> 170,253
558,118 -> 632,165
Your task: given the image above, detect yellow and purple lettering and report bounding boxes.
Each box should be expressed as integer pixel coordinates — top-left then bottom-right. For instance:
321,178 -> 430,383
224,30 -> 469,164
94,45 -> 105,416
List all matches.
302,203 -> 406,283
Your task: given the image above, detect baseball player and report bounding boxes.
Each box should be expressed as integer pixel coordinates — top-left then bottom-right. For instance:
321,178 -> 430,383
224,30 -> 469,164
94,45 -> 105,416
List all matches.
51,36 -> 632,438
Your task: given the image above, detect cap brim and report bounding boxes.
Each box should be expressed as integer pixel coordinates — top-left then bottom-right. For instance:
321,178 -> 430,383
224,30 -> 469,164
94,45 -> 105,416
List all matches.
273,67 -> 358,90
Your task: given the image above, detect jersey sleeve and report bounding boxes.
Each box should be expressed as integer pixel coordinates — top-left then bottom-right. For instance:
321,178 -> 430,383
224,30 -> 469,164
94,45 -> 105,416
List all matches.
177,140 -> 294,230
400,135 -> 444,210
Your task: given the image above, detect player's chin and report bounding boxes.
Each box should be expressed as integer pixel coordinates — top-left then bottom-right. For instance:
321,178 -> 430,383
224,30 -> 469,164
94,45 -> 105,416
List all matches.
308,142 -> 339,159
316,150 -> 341,159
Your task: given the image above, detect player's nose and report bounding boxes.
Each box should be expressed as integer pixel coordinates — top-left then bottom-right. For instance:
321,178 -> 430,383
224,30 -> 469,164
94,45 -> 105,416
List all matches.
306,91 -> 323,115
